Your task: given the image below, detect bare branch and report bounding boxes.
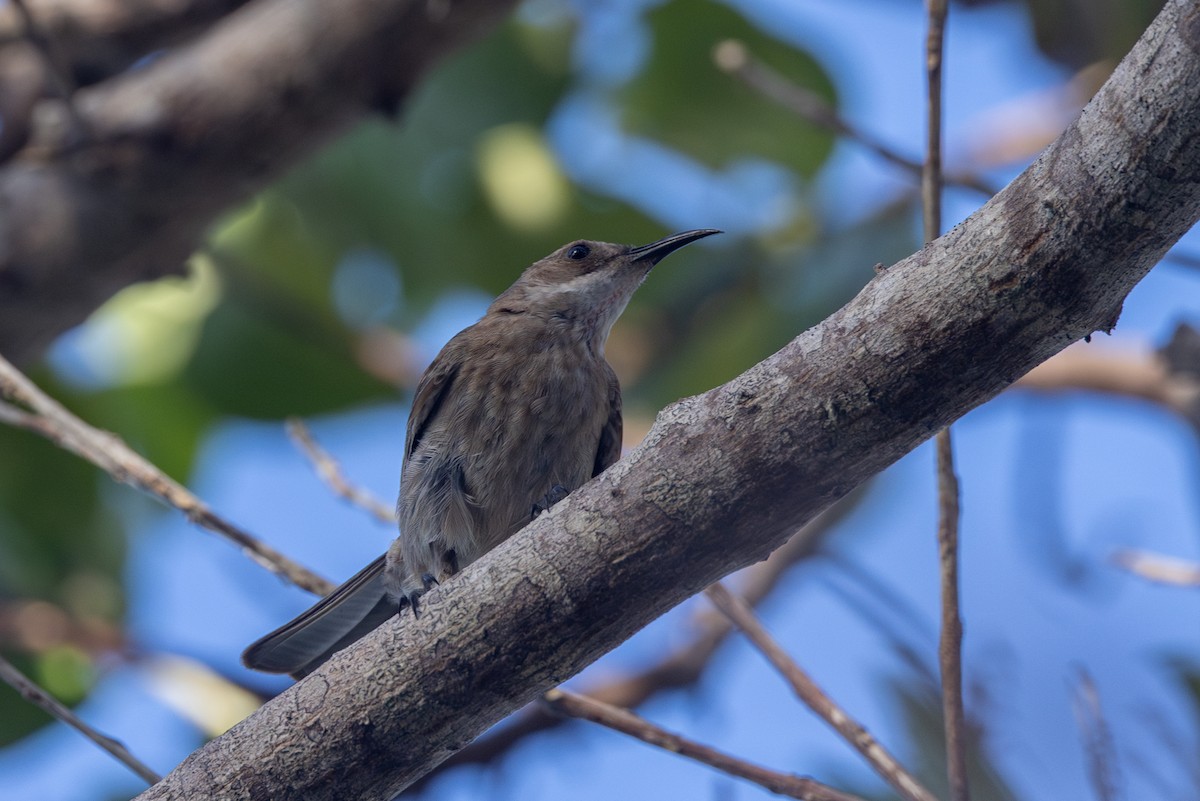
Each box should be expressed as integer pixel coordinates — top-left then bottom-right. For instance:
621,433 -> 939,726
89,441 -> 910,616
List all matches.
712,38 -> 996,196
542,688 -> 867,801
0,653 -> 160,785
1016,342 -> 1200,434
1017,344 -> 1189,405
8,0 -> 88,138
1111,549 -> 1200,586
0,0 -> 252,85
934,429 -> 967,801
922,1 -> 968,798
0,352 -> 333,596
1072,668 -> 1121,801
704,583 -> 938,801
285,418 -> 396,525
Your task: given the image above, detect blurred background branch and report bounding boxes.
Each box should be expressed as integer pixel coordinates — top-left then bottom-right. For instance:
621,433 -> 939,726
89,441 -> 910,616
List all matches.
0,654 -> 159,784
0,352 -> 332,595
542,687 -> 868,801
0,0 -> 517,364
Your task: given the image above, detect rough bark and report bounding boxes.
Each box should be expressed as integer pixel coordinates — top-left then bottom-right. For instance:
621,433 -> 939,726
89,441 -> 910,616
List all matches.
0,0 -> 516,364
131,1 -> 1200,799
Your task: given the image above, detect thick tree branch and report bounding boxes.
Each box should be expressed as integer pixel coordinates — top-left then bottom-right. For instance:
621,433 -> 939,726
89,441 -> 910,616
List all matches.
132,2 -> 1200,798
0,0 -> 515,364
0,0 -> 252,84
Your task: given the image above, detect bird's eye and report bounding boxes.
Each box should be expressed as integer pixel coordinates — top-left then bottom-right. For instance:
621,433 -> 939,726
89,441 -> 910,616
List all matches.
567,244 -> 590,260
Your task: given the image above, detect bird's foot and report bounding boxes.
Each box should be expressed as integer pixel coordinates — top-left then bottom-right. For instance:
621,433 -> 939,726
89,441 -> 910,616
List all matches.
531,484 -> 570,519
402,574 -> 442,619
406,591 -> 422,618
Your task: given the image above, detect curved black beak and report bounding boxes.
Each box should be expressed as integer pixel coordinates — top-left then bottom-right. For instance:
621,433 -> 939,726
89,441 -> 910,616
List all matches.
628,229 -> 722,265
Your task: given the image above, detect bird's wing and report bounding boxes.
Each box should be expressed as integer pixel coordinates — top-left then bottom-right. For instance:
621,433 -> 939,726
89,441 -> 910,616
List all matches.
405,344 -> 462,460
241,555 -> 396,678
593,366 -> 623,477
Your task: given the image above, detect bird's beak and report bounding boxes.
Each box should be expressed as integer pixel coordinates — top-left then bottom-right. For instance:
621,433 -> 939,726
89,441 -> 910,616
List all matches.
627,229 -> 722,265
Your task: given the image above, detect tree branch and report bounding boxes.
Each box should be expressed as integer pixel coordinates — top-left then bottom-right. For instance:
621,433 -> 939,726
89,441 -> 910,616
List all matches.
542,689 -> 867,801
0,0 -> 252,84
1071,668 -> 1121,801
0,0 -> 516,364
130,2 -> 1200,798
1015,340 -> 1200,432
0,654 -> 160,785
712,38 -> 996,196
285,417 -> 397,526
704,583 -> 937,801
1111,549 -> 1200,586
921,2 -> 969,796
0,353 -> 334,596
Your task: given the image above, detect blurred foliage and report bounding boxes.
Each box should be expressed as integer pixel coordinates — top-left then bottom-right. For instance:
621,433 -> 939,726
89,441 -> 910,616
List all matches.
0,654 -> 51,746
619,0 -> 836,175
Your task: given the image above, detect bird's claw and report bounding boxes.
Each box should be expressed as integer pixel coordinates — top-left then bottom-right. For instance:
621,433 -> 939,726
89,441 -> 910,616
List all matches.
400,575 -> 440,619
532,484 -> 570,519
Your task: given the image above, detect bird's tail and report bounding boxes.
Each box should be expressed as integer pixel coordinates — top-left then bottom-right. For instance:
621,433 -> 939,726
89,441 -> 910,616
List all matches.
242,554 -> 398,679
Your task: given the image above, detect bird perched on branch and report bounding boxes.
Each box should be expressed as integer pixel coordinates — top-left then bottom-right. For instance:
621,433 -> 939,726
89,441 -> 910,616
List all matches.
243,229 -> 720,678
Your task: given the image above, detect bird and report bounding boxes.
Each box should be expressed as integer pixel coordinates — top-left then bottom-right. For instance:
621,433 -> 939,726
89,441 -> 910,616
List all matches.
242,229 -> 720,678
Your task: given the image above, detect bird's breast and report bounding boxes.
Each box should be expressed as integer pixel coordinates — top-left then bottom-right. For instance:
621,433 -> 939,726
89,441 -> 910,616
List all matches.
400,327 -> 612,558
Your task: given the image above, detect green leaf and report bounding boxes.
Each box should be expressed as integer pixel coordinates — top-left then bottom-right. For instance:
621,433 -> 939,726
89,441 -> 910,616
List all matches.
184,301 -> 391,419
618,0 -> 836,175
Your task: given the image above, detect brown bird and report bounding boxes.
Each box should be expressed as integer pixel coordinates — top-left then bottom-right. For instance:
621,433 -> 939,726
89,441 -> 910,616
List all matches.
242,229 -> 720,677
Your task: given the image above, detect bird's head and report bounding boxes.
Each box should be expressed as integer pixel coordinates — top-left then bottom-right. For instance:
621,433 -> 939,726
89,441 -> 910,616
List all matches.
491,229 -> 721,350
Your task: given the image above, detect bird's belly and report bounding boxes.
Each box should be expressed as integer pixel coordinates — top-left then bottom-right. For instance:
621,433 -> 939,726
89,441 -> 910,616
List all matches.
395,352 -> 609,586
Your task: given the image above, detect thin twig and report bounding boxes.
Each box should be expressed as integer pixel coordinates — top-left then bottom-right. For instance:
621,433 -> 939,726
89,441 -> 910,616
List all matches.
0,353 -> 333,596
1015,343 -> 1200,433
285,417 -> 396,525
923,2 -> 968,800
0,653 -> 160,785
8,0 -> 89,140
704,583 -> 938,801
1111,549 -> 1200,587
922,1 -> 947,245
542,688 -> 867,801
934,428 -> 967,800
1071,668 -> 1121,801
1016,345 -> 1194,407
713,38 -> 996,197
